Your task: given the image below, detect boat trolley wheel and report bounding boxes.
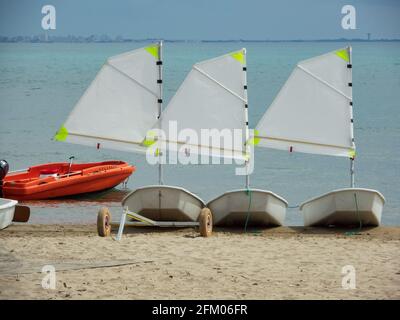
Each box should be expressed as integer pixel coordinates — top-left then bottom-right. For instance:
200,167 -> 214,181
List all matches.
97,207 -> 112,237
199,208 -> 213,237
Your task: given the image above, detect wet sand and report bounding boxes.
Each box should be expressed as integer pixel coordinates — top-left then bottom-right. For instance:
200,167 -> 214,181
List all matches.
0,224 -> 399,299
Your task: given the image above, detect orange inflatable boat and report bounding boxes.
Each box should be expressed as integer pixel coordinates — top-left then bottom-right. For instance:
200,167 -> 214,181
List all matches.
1,161 -> 135,200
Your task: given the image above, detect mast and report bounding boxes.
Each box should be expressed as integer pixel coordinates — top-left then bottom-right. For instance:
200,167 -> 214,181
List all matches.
242,48 -> 250,189
348,46 -> 355,188
157,41 -> 164,185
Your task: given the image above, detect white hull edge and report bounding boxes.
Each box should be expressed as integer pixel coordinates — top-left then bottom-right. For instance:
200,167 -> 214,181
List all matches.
300,188 -> 385,227
122,185 -> 205,222
0,198 -> 18,230
207,189 -> 288,227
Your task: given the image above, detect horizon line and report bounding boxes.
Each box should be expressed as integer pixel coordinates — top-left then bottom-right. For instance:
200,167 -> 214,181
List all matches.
1,35 -> 400,43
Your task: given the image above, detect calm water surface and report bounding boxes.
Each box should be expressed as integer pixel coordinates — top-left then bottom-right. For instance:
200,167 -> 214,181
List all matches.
0,42 -> 399,225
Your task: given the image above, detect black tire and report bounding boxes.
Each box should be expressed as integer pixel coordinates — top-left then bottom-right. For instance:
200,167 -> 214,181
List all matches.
198,208 -> 213,237
97,207 -> 111,237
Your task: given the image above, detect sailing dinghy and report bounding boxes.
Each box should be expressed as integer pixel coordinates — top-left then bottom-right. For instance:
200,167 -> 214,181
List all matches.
55,42 -> 212,238
254,46 -> 385,227
122,49 -> 257,233
168,48 -> 289,227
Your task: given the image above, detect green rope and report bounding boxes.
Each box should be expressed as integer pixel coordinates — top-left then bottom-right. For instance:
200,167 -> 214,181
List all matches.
244,188 -> 252,233
345,193 -> 362,236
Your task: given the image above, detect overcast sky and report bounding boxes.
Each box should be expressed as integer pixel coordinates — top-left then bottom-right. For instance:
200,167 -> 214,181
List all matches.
0,0 -> 399,39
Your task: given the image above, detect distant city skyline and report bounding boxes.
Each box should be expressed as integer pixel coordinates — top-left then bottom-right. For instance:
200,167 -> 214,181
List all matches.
0,0 -> 399,40
1,34 -> 400,43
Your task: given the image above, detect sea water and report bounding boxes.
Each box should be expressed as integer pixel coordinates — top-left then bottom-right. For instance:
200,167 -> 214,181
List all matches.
0,42 -> 399,225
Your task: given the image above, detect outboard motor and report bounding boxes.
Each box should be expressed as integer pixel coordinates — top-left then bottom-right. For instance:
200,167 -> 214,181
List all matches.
0,159 -> 9,197
0,159 -> 8,181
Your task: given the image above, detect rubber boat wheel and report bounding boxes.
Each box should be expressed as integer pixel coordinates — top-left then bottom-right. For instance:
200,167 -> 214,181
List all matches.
198,208 -> 213,237
97,207 -> 112,237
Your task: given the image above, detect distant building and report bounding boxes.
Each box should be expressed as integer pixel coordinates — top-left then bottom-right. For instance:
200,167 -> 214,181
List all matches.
367,33 -> 371,41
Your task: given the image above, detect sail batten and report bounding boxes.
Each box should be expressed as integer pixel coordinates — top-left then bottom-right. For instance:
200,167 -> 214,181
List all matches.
296,65 -> 351,100
105,61 -> 159,98
193,66 -> 247,103
255,47 -> 355,158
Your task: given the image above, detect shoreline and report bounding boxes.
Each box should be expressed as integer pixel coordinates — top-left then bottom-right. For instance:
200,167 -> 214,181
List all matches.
1,224 -> 399,299
2,224 -> 400,239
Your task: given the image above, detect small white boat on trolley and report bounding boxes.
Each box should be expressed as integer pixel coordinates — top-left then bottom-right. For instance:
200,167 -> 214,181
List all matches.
55,42 -> 213,238
122,185 -> 205,222
104,185 -> 212,240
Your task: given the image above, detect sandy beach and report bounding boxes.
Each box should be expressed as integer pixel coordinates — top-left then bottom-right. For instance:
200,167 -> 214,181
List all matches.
0,224 -> 399,300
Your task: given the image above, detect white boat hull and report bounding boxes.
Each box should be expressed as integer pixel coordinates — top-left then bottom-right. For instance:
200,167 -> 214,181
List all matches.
207,189 -> 288,227
0,198 -> 18,230
300,188 -> 385,227
122,185 -> 206,222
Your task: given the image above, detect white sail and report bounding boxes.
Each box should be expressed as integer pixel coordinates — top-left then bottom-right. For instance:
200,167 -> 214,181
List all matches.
156,49 -> 248,160
255,47 -> 355,158
54,44 -> 161,153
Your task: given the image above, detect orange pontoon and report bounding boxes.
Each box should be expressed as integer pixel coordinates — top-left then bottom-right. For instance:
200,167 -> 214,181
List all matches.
1,161 -> 135,200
